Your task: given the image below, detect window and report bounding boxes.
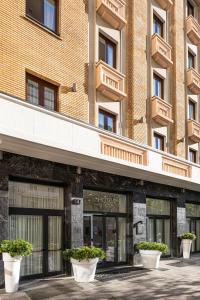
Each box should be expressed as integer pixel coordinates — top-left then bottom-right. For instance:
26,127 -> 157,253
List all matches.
187,1 -> 194,17
188,100 -> 196,120
188,51 -> 195,69
189,149 -> 197,163
98,109 -> 116,133
154,132 -> 165,151
26,74 -> 57,111
153,14 -> 164,37
153,73 -> 164,98
26,0 -> 58,33
99,33 -> 116,68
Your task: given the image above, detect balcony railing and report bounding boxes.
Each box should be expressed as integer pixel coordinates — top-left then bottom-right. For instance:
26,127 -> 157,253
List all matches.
186,15 -> 200,46
151,34 -> 173,68
155,0 -> 173,10
96,60 -> 126,101
188,120 -> 200,143
100,135 -> 148,165
96,0 -> 127,30
187,68 -> 200,94
151,96 -> 173,126
162,157 -> 192,178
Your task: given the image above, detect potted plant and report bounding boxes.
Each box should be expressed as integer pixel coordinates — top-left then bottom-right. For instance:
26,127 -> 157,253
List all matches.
63,246 -> 105,282
136,241 -> 168,269
0,239 -> 33,293
179,232 -> 196,259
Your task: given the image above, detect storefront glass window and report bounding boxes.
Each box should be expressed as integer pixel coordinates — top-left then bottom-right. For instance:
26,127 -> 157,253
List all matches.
9,181 -> 64,210
186,203 -> 200,217
83,190 -> 126,213
146,198 -> 170,215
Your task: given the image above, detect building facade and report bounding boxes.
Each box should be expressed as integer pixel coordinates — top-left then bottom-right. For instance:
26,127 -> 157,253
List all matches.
1,0 -> 200,283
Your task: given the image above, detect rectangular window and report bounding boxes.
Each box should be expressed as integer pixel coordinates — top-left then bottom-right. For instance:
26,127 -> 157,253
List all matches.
188,51 -> 195,69
189,148 -> 197,163
188,99 -> 196,120
99,33 -> 116,68
26,0 -> 57,33
98,109 -> 116,133
153,73 -> 164,98
26,74 -> 57,111
154,132 -> 165,151
187,1 -> 194,17
153,14 -> 163,37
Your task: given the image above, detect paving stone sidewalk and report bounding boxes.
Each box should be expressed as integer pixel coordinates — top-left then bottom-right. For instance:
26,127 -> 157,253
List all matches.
1,256 -> 200,300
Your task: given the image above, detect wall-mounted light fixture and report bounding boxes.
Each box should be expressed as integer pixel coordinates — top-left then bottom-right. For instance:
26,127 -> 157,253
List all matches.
133,220 -> 144,235
177,137 -> 185,144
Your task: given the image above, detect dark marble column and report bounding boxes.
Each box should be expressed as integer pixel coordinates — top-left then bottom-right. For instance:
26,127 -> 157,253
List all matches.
0,176 -> 9,286
70,173 -> 83,248
132,192 -> 146,265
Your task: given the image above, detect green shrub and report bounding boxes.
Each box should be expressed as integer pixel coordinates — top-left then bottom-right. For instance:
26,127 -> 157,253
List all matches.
179,232 -> 196,240
136,241 -> 168,254
63,246 -> 105,262
0,240 -> 33,257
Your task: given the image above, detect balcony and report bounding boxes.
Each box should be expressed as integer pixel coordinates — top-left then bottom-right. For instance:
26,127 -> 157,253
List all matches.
151,96 -> 173,126
155,0 -> 173,10
186,15 -> 200,46
187,68 -> 200,94
96,60 -> 126,101
100,135 -> 148,165
96,0 -> 127,30
162,157 -> 192,178
151,34 -> 173,68
188,120 -> 200,143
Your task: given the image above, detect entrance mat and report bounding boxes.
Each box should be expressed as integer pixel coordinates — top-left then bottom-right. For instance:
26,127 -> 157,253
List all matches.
95,267 -> 147,282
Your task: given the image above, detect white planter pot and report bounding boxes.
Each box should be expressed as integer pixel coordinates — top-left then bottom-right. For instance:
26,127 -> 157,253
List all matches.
71,258 -> 98,282
2,253 -> 22,293
139,250 -> 161,269
182,239 -> 192,259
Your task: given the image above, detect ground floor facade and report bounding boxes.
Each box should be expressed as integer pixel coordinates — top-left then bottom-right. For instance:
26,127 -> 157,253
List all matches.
0,152 -> 200,285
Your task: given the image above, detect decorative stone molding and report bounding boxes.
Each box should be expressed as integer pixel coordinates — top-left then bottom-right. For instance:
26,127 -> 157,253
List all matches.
151,34 -> 173,68
162,157 -> 192,178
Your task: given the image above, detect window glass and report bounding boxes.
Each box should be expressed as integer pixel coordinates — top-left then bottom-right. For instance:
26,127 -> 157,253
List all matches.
146,198 -> 170,216
98,110 -> 116,133
189,149 -> 197,163
44,0 -> 56,32
83,190 -> 126,213
153,74 -> 163,98
188,100 -> 195,120
186,203 -> 200,217
188,51 -> 195,69
154,133 -> 164,151
153,14 -> 163,37
27,79 -> 39,105
9,181 -> 64,210
26,74 -> 57,111
26,0 -> 57,32
187,1 -> 194,17
44,87 -> 55,111
99,34 -> 116,68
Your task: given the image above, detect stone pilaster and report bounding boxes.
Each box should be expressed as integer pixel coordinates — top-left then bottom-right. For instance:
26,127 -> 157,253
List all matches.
133,192 -> 146,265
0,175 -> 9,286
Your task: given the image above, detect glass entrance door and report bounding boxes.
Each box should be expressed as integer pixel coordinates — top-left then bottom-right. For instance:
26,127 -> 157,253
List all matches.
83,214 -> 126,265
9,214 -> 63,277
187,218 -> 200,252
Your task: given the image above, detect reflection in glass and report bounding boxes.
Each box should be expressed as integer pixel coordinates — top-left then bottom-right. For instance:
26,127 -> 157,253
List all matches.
48,216 -> 62,272
9,181 -> 64,210
9,215 -> 43,275
83,190 -> 126,213
118,218 -> 126,262
106,217 -> 116,262
156,219 -> 163,243
146,198 -> 170,215
93,216 -> 103,249
196,220 -> 200,251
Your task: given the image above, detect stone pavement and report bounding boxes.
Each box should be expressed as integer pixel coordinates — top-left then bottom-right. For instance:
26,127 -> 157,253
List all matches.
1,256 -> 200,300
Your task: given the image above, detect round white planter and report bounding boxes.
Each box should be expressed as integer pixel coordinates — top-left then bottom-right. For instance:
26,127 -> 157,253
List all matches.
2,253 -> 22,293
139,250 -> 161,269
71,258 -> 98,282
182,239 -> 192,259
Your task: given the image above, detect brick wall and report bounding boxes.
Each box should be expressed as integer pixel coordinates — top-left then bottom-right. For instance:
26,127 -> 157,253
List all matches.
0,0 -> 89,122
